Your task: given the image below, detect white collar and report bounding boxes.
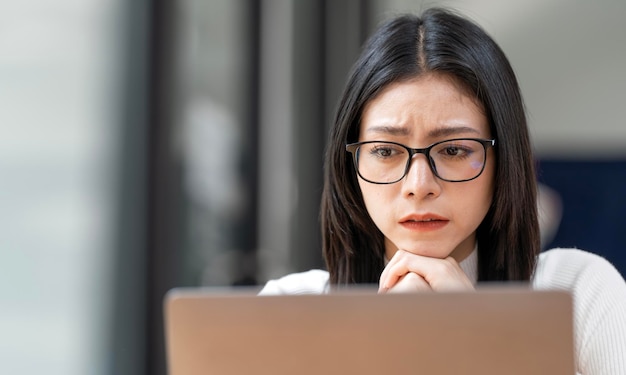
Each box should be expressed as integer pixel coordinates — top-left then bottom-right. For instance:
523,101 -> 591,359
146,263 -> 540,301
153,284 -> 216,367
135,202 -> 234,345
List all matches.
459,246 -> 478,285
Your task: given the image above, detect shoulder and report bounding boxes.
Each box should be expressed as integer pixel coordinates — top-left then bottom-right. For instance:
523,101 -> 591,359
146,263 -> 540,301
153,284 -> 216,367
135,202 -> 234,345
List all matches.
258,269 -> 330,295
533,248 -> 626,291
534,248 -> 626,373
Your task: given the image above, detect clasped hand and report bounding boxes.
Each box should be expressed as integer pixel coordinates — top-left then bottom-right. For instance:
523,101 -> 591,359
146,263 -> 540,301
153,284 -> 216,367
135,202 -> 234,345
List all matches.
378,249 -> 475,293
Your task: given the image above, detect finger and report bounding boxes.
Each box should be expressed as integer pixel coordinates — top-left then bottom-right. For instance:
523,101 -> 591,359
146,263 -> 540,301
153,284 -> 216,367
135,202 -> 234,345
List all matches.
385,272 -> 432,294
378,258 -> 405,292
378,249 -> 410,291
379,249 -> 423,290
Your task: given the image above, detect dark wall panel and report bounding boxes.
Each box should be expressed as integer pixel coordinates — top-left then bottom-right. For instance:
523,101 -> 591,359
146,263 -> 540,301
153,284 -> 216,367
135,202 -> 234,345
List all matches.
538,160 -> 626,277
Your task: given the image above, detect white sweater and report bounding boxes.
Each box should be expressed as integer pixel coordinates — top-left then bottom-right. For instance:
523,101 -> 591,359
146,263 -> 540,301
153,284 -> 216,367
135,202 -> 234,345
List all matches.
259,248 -> 626,374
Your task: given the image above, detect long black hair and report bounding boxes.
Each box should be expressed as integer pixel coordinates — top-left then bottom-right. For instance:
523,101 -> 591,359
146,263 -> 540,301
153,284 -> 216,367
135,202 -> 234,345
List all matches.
321,8 -> 539,285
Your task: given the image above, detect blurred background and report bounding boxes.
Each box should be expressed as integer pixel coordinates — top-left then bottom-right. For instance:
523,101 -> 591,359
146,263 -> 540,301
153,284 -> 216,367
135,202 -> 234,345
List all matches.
1,0 -> 624,374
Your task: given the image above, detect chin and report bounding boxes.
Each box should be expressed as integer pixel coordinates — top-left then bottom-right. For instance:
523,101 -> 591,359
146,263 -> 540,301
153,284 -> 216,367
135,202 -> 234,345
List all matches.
396,243 -> 452,259
386,236 -> 456,259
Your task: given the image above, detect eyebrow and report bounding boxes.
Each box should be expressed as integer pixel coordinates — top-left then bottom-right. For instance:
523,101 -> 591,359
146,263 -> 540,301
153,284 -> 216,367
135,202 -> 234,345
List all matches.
363,125 -> 481,138
427,126 -> 481,138
364,125 -> 411,136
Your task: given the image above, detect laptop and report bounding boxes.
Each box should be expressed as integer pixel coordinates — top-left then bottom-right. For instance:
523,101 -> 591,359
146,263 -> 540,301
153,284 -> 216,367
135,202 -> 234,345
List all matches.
164,286 -> 574,375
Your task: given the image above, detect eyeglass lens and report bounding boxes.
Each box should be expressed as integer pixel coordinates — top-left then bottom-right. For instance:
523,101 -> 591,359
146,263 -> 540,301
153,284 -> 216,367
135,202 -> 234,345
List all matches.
354,139 -> 487,183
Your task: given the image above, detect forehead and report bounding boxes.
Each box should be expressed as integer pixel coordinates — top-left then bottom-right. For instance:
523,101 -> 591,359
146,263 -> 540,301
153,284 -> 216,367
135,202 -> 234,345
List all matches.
359,74 -> 489,140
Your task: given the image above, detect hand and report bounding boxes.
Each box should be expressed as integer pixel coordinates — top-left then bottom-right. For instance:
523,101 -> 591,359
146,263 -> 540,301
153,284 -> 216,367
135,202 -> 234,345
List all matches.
378,249 -> 475,293
385,271 -> 432,294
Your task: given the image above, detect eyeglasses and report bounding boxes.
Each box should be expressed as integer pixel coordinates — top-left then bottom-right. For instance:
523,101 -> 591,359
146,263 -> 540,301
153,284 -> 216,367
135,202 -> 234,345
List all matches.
345,138 -> 495,184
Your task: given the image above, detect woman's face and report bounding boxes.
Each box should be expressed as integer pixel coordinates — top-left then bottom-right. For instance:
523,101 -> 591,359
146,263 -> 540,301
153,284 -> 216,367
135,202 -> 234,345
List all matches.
357,74 -> 495,262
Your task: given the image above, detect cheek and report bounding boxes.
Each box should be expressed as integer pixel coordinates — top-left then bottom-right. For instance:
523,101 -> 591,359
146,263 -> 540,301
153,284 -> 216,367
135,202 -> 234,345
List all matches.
450,165 -> 494,224
472,167 -> 495,219
449,183 -> 493,237
484,163 -> 496,204
358,181 -> 377,214
358,181 -> 392,223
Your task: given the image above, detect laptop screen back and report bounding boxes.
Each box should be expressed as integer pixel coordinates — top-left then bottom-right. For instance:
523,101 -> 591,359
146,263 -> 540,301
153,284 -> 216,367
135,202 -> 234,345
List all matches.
164,287 -> 574,375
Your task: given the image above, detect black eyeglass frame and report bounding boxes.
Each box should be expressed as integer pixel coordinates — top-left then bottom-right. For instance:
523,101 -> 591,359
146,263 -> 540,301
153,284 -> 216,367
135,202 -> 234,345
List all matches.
345,138 -> 496,184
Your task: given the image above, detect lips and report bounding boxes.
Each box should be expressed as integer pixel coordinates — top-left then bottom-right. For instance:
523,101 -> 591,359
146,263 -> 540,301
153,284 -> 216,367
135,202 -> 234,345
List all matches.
400,213 -> 448,223
399,214 -> 449,231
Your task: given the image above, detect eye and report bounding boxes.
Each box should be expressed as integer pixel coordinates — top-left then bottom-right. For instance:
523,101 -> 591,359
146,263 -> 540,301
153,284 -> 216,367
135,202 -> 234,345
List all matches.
444,146 -> 465,156
367,143 -> 404,159
436,142 -> 475,160
371,145 -> 393,157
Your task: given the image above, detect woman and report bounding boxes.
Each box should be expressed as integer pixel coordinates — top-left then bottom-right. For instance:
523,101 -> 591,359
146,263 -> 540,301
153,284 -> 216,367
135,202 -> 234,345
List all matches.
259,8 -> 626,373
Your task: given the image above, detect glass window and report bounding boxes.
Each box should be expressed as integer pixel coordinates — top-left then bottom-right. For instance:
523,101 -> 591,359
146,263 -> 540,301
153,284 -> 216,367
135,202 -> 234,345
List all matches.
0,1 -> 121,374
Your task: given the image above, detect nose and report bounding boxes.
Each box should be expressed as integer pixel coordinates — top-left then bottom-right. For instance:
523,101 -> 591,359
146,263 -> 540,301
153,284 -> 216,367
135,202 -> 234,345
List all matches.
401,154 -> 442,198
